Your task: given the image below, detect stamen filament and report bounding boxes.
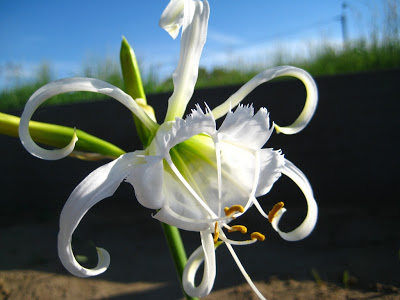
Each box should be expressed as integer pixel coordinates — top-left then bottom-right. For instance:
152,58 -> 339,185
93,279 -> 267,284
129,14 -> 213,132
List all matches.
215,141 -> 222,215
252,197 -> 269,219
161,205 -> 233,224
218,233 -> 258,246
224,242 -> 267,300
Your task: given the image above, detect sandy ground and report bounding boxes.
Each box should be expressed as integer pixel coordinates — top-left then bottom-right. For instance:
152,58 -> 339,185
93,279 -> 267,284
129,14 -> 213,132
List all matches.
0,214 -> 399,300
1,270 -> 399,300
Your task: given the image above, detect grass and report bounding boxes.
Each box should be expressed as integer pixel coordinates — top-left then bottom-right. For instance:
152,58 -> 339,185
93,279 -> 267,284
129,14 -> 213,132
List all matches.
291,39 -> 400,76
1,38 -> 399,111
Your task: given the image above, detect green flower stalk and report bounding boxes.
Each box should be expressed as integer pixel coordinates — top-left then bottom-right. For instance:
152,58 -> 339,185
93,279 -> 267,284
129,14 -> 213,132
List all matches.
0,112 -> 124,160
120,36 -> 194,300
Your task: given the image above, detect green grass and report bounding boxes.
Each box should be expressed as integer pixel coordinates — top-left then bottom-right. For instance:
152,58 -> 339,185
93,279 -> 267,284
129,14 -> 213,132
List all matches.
291,39 -> 400,76
1,38 -> 399,111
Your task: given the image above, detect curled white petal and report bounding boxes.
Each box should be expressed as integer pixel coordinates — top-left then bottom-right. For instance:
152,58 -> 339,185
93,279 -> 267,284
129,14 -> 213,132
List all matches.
19,77 -> 157,160
159,0 -> 185,39
164,0 -> 210,121
211,66 -> 318,135
271,159 -> 318,241
183,230 -> 216,297
58,152 -> 139,277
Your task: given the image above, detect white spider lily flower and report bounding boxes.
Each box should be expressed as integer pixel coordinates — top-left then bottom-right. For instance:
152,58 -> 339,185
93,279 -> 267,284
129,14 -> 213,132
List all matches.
18,0 -> 319,299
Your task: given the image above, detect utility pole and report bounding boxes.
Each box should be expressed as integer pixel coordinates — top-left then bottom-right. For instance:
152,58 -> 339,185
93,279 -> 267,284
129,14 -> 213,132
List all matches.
341,2 -> 349,47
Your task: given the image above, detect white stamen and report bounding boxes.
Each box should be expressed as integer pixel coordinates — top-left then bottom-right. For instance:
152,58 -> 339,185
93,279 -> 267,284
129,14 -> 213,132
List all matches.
252,197 -> 270,219
224,241 -> 266,300
215,140 -> 222,215
218,234 -> 258,246
160,205 -> 234,224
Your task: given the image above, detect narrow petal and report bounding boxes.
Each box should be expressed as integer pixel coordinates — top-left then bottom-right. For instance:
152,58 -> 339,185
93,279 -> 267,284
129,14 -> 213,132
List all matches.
183,229 -> 216,297
255,148 -> 285,196
271,159 -> 318,241
211,66 -> 318,135
58,152 -> 139,277
218,105 -> 274,150
164,0 -> 210,121
19,77 -> 158,160
159,0 -> 185,39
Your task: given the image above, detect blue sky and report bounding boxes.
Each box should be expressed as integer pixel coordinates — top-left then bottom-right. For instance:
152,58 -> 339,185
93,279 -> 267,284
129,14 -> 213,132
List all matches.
0,0 -> 382,90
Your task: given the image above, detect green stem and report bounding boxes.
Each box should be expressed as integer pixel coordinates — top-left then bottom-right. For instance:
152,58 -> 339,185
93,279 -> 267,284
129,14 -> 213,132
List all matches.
119,37 -> 194,299
0,112 -> 125,159
160,222 -> 198,300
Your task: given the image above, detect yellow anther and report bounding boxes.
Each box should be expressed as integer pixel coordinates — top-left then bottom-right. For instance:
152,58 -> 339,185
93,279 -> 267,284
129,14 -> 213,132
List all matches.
228,225 -> 248,234
268,201 -> 284,223
251,232 -> 266,241
224,205 -> 244,217
213,222 -> 219,244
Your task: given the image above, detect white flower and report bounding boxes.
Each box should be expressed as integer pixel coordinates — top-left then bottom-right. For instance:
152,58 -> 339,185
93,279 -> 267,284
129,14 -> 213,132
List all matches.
18,0 -> 319,299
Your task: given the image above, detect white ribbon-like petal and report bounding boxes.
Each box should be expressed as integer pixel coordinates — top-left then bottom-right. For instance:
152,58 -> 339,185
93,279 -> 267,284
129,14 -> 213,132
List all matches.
159,0 -> 185,39
271,159 -> 318,241
183,229 -> 216,297
211,66 -> 318,135
255,148 -> 285,196
58,152 -> 140,277
19,77 -> 157,160
218,105 -> 273,150
164,0 -> 210,121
